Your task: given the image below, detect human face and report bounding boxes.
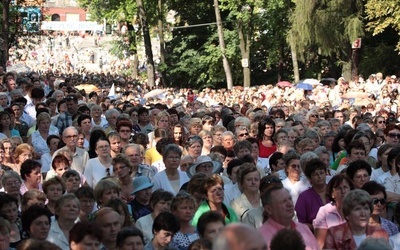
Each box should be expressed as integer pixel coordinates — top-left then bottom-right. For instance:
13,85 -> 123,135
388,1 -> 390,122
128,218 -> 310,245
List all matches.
379,148 -> 392,168
30,215 -> 50,240
370,192 -> 386,216
334,112 -> 344,124
242,171 -> 260,193
66,100 -> 78,114
376,118 -> 386,129
222,136 -> 234,149
3,177 -> 21,196
275,132 -> 288,144
38,118 -> 51,132
206,183 -> 224,205
190,124 -> 202,135
92,107 -> 102,118
203,221 -> 224,242
46,183 -> 63,203
99,211 -> 121,244
188,141 -> 202,159
385,129 -> 400,146
265,189 -> 294,223
63,129 -> 78,148
0,202 -> 18,223
264,124 -> 274,137
203,121 -> 214,131
119,126 -> 132,141
173,200 -> 195,223
346,203 -> 371,231
201,135 -> 213,148
114,162 -> 130,179
286,159 -> 301,182
95,140 -> 111,158
99,188 -> 120,205
213,131 -> 223,146
139,112 -> 149,123
71,235 -> 101,250
107,137 -> 120,154
332,180 -> 351,203
55,163 -> 70,177
154,230 -> 174,247
349,148 -> 366,162
58,199 -> 80,221
11,105 -> 21,118
352,169 -> 370,189
153,200 -> 171,216
49,138 -> 60,152
1,114 -> 10,128
164,152 -> 181,169
236,148 -> 251,159
157,116 -> 169,129
320,126 -> 331,136
80,118 -> 92,132
118,236 -> 144,250
293,125 -> 304,136
196,162 -> 214,176
65,175 -> 80,193
359,137 -> 371,153
309,168 -> 326,187
237,130 -> 249,141
76,134 -> 84,148
25,166 -> 41,186
125,147 -> 141,166
173,127 -> 183,142
135,187 -> 152,204
59,103 -> 67,113
79,197 -> 95,215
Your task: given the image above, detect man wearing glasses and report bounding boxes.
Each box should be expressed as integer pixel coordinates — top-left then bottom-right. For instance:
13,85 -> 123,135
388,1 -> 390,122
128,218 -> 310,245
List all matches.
53,126 -> 89,174
55,94 -> 79,134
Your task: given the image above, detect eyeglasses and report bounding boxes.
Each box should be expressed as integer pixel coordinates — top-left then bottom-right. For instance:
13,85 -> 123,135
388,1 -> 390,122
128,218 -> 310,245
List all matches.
377,120 -> 385,124
239,133 -> 249,137
372,198 -> 386,205
387,133 -> 400,139
64,135 -> 78,139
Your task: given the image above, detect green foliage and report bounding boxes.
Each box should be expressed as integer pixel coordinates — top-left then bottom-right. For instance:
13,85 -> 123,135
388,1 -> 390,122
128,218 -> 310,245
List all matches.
365,0 -> 400,52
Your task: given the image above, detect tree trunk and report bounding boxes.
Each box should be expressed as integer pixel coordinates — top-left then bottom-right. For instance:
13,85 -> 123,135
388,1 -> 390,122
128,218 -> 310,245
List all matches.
238,22 -> 250,87
289,33 -> 300,83
136,0 -> 155,87
213,0 -> 233,89
1,0 -> 10,69
158,0 -> 165,64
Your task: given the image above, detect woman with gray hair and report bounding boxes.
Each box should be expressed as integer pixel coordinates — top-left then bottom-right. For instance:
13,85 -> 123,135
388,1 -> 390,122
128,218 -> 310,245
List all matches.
324,189 -> 388,249
153,144 -> 190,195
184,135 -> 203,161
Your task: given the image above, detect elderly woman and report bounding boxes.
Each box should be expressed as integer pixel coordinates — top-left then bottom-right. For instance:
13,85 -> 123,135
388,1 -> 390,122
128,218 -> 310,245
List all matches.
74,186 -> 95,223
362,181 -> 399,236
12,143 -> 34,173
0,193 -> 21,247
116,227 -> 145,250
170,192 -> 198,249
313,174 -> 354,249
281,151 -> 309,205
273,129 -> 288,146
221,131 -> 236,152
184,135 -> 203,161
42,177 -> 65,215
83,137 -> 113,187
94,178 -> 121,208
2,171 -> 23,206
191,174 -> 238,226
112,153 -> 134,202
136,190 -> 174,245
20,159 -> 42,194
324,189 -> 388,249
211,125 -> 227,146
153,144 -> 190,195
199,130 -> 213,155
235,126 -> 250,142
148,111 -> 170,147
188,118 -> 202,136
27,112 -> 59,159
295,158 -> 330,229
91,104 -> 108,128
21,205 -> 52,241
346,160 -> 372,189
47,194 -> 80,250
230,163 -> 262,219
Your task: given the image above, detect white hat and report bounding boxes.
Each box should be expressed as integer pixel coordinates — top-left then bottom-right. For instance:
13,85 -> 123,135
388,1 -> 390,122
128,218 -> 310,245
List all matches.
187,155 -> 222,178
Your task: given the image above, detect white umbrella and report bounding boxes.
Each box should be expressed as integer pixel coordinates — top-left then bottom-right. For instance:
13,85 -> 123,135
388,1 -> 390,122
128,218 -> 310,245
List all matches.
144,89 -> 166,99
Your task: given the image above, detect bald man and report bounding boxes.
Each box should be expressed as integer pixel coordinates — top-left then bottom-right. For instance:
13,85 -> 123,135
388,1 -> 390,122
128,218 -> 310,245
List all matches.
213,223 -> 267,250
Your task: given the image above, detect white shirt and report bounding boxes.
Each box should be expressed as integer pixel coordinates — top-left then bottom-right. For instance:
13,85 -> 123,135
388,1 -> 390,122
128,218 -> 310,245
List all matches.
282,177 -> 310,205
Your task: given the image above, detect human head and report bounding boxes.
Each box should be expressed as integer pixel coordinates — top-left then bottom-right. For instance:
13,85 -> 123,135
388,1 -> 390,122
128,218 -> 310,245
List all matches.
94,207 -> 122,246
1,170 -> 22,196
14,143 -> 34,164
151,212 -> 180,247
342,189 -> 372,220
69,222 -> 102,250
346,160 -> 372,189
94,178 -> 121,206
54,193 -> 80,220
116,227 -> 145,250
21,205 -> 52,240
149,189 -> 174,216
20,159 -> 41,181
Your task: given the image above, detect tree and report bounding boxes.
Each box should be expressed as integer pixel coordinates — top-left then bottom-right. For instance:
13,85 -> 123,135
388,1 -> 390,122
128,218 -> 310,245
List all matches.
365,0 -> 400,52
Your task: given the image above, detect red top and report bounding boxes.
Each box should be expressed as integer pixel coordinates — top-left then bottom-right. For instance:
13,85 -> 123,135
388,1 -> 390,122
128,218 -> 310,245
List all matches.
258,140 -> 276,158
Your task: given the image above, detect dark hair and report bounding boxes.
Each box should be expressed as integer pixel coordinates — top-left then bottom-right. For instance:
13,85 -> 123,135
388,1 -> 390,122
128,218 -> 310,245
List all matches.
269,152 -> 283,172
270,228 -> 306,250
0,193 -> 18,217
74,186 -> 95,200
20,159 -> 41,181
331,131 -> 346,154
69,222 -> 102,245
226,159 -> 244,176
46,134 -> 60,147
346,140 -> 366,156
42,176 -> 65,194
149,189 -> 174,210
197,211 -> 225,237
116,227 -> 144,248
388,147 -> 400,171
361,181 -> 387,200
326,174 -> 354,201
210,145 -> 227,157
304,158 -> 326,179
257,118 -> 275,141
21,205 -> 52,236
104,198 -> 133,227
31,88 -> 45,99
156,138 -> 175,155
152,212 -> 180,234
77,114 -> 91,126
88,130 -> 107,158
346,160 -> 372,180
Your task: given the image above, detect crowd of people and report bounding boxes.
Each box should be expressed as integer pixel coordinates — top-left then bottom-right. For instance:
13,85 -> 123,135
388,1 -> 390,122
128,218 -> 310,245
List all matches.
0,69 -> 400,250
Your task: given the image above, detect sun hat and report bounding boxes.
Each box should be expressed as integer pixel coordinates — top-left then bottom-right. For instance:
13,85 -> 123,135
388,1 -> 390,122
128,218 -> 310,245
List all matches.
187,155 -> 223,178
131,176 -> 154,194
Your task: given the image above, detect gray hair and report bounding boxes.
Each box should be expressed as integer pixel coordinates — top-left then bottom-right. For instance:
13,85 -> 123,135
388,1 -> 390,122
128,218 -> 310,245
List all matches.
162,144 -> 182,159
51,90 -> 64,99
2,170 -> 22,187
105,108 -> 120,119
357,238 -> 392,250
300,151 -> 318,172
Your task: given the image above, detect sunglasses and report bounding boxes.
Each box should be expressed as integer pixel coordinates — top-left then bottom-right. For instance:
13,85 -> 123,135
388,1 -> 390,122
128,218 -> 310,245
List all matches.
264,177 -> 281,184
377,120 -> 385,124
372,198 -> 386,205
310,114 -> 318,118
65,95 -> 77,101
239,133 -> 249,137
387,133 -> 400,139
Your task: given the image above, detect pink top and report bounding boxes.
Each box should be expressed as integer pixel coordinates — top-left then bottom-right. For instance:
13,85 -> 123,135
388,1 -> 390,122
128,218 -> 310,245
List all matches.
259,218 -> 319,250
313,203 -> 346,229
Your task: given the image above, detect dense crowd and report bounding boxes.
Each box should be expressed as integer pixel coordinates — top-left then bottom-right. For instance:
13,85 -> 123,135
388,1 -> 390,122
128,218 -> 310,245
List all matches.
0,69 -> 400,250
